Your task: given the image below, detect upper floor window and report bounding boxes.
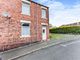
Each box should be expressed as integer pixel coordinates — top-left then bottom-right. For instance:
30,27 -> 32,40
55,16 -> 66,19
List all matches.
42,9 -> 46,19
22,2 -> 30,15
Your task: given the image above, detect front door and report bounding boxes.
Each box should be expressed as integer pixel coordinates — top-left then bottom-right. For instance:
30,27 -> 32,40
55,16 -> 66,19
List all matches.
42,26 -> 46,40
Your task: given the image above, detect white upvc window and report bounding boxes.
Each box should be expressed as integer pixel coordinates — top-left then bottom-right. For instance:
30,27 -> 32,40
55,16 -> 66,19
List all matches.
42,9 -> 46,19
21,20 -> 31,37
22,2 -> 30,15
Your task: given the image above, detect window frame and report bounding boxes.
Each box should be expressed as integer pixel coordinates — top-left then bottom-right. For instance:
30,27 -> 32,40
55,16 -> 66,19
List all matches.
20,20 -> 31,37
21,0 -> 31,16
41,7 -> 47,19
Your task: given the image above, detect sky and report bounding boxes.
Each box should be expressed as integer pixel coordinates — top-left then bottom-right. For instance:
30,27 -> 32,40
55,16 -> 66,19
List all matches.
33,0 -> 80,27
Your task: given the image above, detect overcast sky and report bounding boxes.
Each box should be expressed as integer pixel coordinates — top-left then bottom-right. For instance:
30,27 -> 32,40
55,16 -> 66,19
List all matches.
33,0 -> 80,27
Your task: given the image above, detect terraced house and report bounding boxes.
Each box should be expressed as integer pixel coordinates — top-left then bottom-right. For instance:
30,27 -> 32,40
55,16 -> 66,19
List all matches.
0,0 -> 49,51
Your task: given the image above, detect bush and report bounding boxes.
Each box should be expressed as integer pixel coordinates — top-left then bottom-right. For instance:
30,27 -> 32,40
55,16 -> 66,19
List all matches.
50,26 -> 80,34
49,34 -> 52,39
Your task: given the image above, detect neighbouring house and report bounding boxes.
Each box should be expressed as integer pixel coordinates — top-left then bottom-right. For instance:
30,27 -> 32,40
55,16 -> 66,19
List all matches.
0,0 -> 49,51
61,22 -> 80,27
49,24 -> 53,29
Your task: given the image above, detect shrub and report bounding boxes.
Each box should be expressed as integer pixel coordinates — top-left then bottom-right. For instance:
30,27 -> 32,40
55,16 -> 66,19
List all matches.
50,26 -> 80,34
49,34 -> 52,39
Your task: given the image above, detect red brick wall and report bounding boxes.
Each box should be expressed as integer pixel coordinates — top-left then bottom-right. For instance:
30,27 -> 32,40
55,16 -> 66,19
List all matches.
0,0 -> 49,51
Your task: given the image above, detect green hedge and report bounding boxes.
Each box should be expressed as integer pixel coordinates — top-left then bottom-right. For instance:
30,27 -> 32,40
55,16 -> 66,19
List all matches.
50,26 -> 80,34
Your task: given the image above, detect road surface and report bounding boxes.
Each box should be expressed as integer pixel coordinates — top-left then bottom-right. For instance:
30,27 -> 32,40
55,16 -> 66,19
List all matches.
15,38 -> 80,60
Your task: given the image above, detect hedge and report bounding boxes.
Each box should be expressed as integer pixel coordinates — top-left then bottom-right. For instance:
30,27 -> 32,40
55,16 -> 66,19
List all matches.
50,26 -> 80,34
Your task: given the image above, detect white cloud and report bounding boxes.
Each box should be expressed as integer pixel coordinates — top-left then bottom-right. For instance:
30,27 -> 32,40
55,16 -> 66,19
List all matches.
49,2 -> 65,10
33,0 -> 80,27
47,1 -> 80,27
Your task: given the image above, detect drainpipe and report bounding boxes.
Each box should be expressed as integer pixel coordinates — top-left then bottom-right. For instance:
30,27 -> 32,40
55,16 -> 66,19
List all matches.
34,4 -> 38,42
36,5 -> 38,42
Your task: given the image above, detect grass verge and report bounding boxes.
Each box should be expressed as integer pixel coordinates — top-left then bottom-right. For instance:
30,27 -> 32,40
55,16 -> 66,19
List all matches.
49,33 -> 64,40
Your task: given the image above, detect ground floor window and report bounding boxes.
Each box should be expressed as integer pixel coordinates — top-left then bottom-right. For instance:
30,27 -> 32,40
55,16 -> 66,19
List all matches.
21,21 -> 30,37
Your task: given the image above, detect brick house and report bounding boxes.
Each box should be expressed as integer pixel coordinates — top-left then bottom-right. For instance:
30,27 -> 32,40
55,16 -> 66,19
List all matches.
0,0 -> 49,51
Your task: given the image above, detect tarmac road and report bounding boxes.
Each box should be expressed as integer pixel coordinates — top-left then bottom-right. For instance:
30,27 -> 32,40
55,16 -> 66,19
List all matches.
15,37 -> 80,60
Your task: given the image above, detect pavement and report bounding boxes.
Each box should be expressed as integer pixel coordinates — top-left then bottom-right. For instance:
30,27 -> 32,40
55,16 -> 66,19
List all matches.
0,34 -> 80,60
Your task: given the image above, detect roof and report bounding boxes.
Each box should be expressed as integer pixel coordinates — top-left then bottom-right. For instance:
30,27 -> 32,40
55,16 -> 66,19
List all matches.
30,0 -> 49,8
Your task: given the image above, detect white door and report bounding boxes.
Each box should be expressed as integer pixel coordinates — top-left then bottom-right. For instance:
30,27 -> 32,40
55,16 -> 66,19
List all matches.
42,26 -> 47,40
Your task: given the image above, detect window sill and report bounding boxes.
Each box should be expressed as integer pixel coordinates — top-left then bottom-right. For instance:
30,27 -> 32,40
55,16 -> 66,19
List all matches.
41,17 -> 47,19
41,23 -> 48,25
20,35 -> 31,38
